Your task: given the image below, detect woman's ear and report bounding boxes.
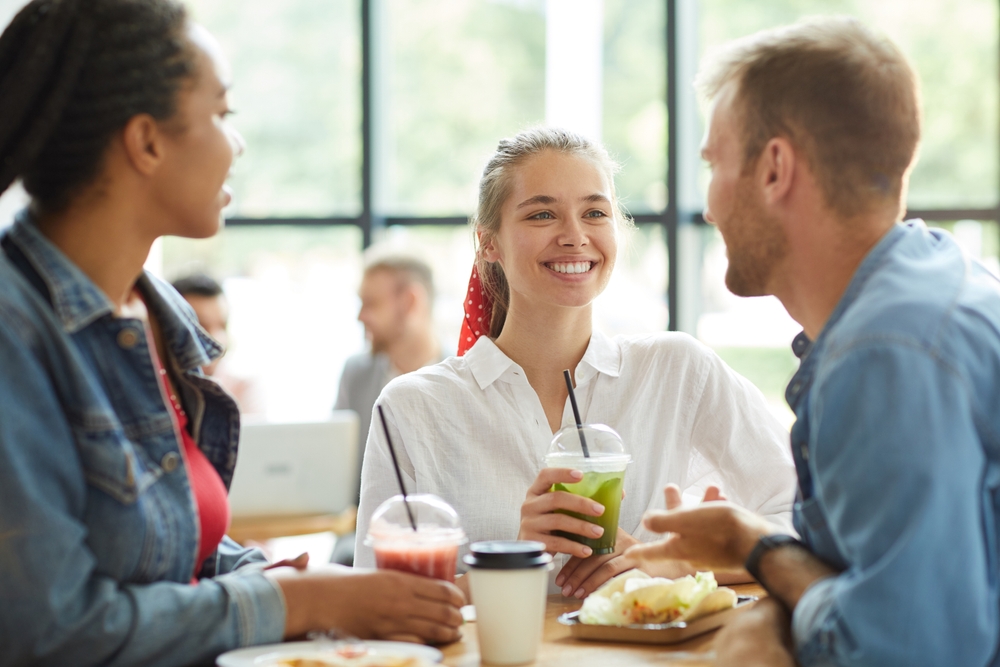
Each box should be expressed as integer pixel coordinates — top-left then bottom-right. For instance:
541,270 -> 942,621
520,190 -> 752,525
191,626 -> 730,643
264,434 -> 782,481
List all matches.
479,230 -> 501,263
121,113 -> 165,176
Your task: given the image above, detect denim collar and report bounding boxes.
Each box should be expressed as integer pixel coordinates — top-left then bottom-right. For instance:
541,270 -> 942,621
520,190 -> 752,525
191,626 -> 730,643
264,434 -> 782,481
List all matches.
6,209 -> 221,371
785,221 -> 910,409
466,329 -> 622,391
8,210 -> 114,333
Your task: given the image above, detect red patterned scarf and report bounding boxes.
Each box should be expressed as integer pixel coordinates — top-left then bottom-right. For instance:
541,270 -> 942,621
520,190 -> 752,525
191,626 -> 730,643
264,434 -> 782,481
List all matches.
458,265 -> 493,356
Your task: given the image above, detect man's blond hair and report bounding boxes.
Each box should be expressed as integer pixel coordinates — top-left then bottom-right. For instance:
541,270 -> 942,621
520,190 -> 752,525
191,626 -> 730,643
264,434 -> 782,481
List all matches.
696,16 -> 921,219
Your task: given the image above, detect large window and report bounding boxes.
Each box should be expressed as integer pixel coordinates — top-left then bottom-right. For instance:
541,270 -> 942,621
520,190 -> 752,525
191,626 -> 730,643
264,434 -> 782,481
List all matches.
0,0 -> 984,423
188,0 -> 362,217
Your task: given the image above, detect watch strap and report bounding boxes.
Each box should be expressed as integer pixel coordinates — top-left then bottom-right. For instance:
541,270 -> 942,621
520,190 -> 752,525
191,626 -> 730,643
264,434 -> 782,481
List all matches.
745,533 -> 803,586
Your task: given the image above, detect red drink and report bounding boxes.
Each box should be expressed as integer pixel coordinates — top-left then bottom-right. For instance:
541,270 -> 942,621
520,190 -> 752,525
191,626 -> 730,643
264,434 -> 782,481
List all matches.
365,494 -> 467,582
373,541 -> 460,582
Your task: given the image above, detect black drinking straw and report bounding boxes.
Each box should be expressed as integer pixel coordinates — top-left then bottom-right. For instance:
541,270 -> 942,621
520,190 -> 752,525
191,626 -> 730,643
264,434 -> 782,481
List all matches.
377,404 -> 418,531
563,369 -> 591,458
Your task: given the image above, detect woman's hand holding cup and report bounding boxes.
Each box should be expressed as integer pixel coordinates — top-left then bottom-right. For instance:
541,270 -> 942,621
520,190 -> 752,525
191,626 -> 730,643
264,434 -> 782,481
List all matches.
518,467 -> 606,559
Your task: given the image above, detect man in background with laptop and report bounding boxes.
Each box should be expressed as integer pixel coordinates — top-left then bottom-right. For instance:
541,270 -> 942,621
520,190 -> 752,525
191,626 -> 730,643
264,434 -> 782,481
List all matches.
333,255 -> 442,564
627,16 -> 1000,667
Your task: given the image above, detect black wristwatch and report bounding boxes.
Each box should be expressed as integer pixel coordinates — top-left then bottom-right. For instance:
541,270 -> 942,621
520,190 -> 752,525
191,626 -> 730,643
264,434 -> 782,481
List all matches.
744,534 -> 804,590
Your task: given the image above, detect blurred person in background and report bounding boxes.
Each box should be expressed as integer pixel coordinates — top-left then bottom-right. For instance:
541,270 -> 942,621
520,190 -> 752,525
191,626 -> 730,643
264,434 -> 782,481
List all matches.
331,255 -> 442,565
335,255 -> 442,500
0,2 -> 463,664
171,273 -> 229,374
172,272 -> 263,416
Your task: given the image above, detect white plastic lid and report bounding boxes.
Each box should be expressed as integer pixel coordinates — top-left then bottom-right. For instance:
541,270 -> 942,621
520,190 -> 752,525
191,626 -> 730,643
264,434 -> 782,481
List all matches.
545,423 -> 631,471
364,493 -> 467,546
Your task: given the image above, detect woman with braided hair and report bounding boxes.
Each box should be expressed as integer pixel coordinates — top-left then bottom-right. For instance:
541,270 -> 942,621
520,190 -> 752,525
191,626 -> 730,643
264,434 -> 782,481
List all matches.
0,1 -> 463,665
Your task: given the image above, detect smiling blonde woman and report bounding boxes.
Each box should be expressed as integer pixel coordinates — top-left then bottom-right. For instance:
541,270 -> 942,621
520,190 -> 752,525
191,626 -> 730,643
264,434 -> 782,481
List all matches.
355,127 -> 796,599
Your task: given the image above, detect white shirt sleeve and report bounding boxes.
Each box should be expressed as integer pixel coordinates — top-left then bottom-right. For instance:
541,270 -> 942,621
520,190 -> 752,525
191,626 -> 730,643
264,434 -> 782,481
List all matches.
686,345 -> 796,533
353,398 -> 416,568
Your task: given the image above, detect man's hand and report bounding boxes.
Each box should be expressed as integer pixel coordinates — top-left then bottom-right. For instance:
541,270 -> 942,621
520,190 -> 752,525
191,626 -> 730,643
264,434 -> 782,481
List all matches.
626,485 -> 776,572
555,528 -> 639,598
267,565 -> 466,644
518,468 -> 606,559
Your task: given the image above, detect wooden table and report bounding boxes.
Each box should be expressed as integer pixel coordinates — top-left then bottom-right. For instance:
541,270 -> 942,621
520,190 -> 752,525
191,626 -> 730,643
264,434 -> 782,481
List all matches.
227,507 -> 357,545
441,583 -> 765,667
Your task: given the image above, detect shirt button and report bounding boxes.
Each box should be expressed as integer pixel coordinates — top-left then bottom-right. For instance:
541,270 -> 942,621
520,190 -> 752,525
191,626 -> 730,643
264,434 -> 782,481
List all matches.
117,328 -> 140,349
161,452 -> 181,472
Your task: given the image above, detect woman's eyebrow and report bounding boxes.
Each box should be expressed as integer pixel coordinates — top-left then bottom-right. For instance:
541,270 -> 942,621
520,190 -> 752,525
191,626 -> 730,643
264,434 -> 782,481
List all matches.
516,194 -> 557,209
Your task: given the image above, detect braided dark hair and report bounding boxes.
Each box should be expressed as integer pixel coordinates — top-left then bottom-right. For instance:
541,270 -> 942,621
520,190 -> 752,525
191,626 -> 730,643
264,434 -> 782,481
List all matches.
0,0 -> 194,213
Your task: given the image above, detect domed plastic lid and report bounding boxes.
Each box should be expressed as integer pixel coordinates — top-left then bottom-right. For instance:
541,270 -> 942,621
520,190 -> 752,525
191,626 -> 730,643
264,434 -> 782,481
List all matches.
364,493 -> 467,546
545,423 -> 630,471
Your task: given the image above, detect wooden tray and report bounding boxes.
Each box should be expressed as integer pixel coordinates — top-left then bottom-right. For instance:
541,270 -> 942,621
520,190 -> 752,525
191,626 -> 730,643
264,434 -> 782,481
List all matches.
558,595 -> 757,644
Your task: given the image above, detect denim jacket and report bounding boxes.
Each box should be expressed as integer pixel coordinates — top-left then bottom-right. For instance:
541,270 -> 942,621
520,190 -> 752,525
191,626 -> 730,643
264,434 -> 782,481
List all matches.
786,221 -> 1000,666
0,213 -> 285,667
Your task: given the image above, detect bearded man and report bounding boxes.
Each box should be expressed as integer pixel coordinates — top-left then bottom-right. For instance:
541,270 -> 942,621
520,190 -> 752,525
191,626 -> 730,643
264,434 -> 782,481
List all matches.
627,17 -> 1000,667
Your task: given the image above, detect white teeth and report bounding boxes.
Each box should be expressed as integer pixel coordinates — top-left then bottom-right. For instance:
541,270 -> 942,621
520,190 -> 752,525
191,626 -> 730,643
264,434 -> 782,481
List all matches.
547,262 -> 593,274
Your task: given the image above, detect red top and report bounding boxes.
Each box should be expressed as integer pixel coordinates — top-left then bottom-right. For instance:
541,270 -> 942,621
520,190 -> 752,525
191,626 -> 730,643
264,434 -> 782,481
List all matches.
150,340 -> 231,579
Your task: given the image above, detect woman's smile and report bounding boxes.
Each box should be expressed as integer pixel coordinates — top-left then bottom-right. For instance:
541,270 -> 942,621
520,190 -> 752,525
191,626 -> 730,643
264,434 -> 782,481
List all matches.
545,260 -> 595,275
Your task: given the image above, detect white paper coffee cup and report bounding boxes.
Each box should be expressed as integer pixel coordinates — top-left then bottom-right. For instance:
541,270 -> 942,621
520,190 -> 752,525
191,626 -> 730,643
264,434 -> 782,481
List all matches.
464,541 -> 553,665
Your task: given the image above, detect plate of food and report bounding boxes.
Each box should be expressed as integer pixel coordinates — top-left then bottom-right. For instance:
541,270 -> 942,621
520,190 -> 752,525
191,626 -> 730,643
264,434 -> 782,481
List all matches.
215,640 -> 443,667
558,570 -> 757,644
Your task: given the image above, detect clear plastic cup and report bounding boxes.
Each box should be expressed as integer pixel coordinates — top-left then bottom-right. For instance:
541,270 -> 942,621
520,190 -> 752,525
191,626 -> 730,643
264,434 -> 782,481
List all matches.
544,424 -> 630,555
364,493 -> 467,582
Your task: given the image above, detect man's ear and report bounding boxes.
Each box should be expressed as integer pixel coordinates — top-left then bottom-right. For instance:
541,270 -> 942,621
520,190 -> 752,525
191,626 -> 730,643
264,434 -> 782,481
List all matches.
120,113 -> 166,177
400,283 -> 420,314
759,137 -> 796,207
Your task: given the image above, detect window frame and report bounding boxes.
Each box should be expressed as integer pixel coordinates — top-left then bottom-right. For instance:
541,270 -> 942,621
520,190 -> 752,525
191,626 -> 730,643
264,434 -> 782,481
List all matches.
223,0 -> 1000,332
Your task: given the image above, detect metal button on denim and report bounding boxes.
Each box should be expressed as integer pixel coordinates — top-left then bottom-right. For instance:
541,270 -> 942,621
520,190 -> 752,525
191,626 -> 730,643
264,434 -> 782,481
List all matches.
161,452 -> 181,473
117,328 -> 140,349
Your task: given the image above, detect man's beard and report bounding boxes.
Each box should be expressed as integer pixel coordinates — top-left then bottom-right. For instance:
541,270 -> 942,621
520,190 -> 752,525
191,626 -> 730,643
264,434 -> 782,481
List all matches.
722,176 -> 788,297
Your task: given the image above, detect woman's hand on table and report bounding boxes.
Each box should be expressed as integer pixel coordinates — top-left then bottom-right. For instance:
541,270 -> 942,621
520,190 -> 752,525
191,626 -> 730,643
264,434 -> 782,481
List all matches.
266,565 -> 465,644
555,528 -> 640,598
518,468 -> 607,560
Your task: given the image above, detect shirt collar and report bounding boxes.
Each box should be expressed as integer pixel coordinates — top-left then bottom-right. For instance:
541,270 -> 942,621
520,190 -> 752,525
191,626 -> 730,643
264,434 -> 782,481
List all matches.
576,330 -> 622,384
6,209 -> 221,370
815,221 -> 908,341
7,210 -> 114,334
465,330 -> 622,391
135,272 -> 222,371
784,221 -> 909,408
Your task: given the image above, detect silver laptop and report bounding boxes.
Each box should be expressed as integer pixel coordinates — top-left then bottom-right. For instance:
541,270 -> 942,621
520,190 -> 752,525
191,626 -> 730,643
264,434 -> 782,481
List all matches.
227,412 -> 359,518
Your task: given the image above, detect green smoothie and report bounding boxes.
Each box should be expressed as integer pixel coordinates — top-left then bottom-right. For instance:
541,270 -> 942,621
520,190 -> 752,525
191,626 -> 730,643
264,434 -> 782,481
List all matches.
551,470 -> 625,555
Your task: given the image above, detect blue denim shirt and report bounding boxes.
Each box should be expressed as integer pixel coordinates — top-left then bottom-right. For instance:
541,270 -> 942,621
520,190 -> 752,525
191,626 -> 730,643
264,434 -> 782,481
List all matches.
0,213 -> 285,667
787,221 -> 1000,666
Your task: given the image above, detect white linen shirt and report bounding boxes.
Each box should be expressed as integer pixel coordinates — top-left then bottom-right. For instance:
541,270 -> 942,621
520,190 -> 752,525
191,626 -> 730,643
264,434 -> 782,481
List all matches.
355,331 -> 796,580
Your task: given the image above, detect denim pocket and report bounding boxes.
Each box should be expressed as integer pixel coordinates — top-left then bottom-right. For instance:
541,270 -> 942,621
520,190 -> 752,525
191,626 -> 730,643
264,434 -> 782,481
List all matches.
71,410 -> 163,504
